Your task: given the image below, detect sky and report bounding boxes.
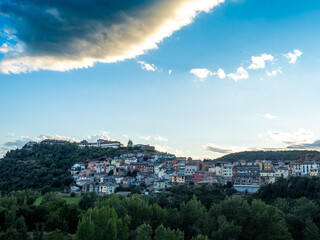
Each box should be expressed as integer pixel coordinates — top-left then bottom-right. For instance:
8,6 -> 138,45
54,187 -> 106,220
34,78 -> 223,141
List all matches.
1,0 -> 320,159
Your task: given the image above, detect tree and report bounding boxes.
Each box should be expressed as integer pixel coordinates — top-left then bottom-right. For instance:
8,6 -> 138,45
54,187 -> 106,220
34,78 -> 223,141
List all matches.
48,229 -> 65,240
127,140 -> 133,148
108,169 -> 114,176
154,224 -> 184,240
78,192 -> 97,210
75,216 -> 95,240
304,218 -> 320,240
137,223 -> 152,240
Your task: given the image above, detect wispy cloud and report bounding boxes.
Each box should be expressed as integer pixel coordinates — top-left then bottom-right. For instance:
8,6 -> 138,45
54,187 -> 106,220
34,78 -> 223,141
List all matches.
204,143 -> 248,154
267,129 -> 315,145
169,69 -> 172,75
154,136 -> 169,142
266,67 -> 282,77
227,67 -> 249,82
138,61 -> 156,71
139,136 -> 151,141
248,53 -> 274,70
283,49 -> 302,63
0,0 -> 224,74
260,113 -> 279,120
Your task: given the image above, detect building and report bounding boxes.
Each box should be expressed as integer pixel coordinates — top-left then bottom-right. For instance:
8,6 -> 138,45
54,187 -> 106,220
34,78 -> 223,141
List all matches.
184,164 -> 199,176
78,139 -> 121,149
232,163 -> 260,193
170,173 -> 186,185
260,161 -> 273,171
99,182 -> 119,195
153,179 -> 171,190
193,171 -> 215,183
221,163 -> 233,183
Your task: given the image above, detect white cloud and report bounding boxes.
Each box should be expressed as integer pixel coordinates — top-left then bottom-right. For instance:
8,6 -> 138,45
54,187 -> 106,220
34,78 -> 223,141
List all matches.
216,68 -> 226,79
267,129 -> 315,145
37,134 -> 79,142
169,69 -> 172,75
260,113 -> 279,120
155,145 -> 169,152
248,53 -> 274,70
139,136 -> 151,141
227,67 -> 249,82
123,134 -> 129,139
87,131 -> 111,141
266,67 -> 282,77
154,136 -> 169,142
190,68 -> 213,80
138,61 -> 156,71
0,0 -> 225,74
283,49 -> 303,63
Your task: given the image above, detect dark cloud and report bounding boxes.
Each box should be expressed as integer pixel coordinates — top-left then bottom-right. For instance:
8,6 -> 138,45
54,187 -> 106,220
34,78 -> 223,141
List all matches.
287,140 -> 320,150
0,0 -> 224,73
205,145 -> 233,154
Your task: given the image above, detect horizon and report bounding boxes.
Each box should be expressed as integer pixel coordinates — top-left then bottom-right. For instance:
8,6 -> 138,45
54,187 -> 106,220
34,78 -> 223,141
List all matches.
1,0 -> 320,159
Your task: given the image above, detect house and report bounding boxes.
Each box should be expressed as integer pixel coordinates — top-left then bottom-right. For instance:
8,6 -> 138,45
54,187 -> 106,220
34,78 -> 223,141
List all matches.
121,177 -> 136,187
71,163 -> 86,175
78,139 -> 121,149
274,166 -> 289,179
87,161 -> 99,169
232,163 -> 260,193
193,171 -> 215,183
99,182 -> 119,195
184,164 -> 199,176
170,173 -> 186,185
76,176 -> 94,186
310,168 -> 319,177
129,162 -> 148,172
153,179 -> 171,190
260,170 -> 275,185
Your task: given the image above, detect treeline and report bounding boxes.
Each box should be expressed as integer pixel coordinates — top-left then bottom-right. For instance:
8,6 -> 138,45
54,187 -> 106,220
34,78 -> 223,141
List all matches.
1,179 -> 320,239
0,143 -> 159,194
209,150 -> 320,163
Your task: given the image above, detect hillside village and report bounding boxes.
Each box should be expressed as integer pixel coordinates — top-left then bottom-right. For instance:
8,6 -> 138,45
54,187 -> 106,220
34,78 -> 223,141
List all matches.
46,138 -> 320,196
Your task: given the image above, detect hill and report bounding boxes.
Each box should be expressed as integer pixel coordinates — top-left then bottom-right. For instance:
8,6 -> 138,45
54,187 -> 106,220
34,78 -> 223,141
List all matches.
209,150 -> 320,163
0,142 -> 159,193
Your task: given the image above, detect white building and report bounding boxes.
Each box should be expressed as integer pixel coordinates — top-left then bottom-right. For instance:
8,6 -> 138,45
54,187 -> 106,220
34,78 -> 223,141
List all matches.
99,182 -> 119,195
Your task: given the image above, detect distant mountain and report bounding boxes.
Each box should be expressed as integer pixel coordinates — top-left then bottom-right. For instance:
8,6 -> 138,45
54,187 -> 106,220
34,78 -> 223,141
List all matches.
206,150 -> 320,163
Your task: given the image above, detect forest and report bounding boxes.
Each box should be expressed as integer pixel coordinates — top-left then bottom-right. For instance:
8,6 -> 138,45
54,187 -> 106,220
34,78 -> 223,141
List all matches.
210,150 -> 320,163
1,177 -> 320,240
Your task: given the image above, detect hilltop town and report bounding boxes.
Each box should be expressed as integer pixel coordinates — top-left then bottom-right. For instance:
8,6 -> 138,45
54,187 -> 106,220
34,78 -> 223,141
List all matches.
44,138 -> 320,196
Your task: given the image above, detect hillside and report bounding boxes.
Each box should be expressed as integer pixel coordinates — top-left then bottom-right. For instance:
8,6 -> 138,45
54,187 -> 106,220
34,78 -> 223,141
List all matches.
209,150 -> 320,163
0,142 -> 159,193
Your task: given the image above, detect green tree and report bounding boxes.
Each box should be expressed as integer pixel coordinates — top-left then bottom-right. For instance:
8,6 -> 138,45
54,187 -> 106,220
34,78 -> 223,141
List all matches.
75,216 -> 95,240
303,218 -> 320,240
191,235 -> 209,240
137,223 -> 152,240
78,192 -> 97,210
48,229 -> 65,240
154,224 -> 184,240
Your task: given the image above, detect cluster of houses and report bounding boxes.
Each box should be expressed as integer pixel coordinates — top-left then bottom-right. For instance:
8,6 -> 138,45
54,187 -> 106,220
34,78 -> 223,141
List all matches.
69,149 -> 320,195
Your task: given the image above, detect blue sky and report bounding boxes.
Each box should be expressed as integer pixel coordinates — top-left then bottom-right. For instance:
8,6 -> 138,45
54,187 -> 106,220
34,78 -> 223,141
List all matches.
1,0 -> 320,158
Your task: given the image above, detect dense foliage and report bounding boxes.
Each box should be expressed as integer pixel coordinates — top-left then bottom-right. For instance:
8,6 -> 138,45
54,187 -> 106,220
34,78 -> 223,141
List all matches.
0,143 -> 159,194
1,179 -> 320,239
210,150 -> 320,163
